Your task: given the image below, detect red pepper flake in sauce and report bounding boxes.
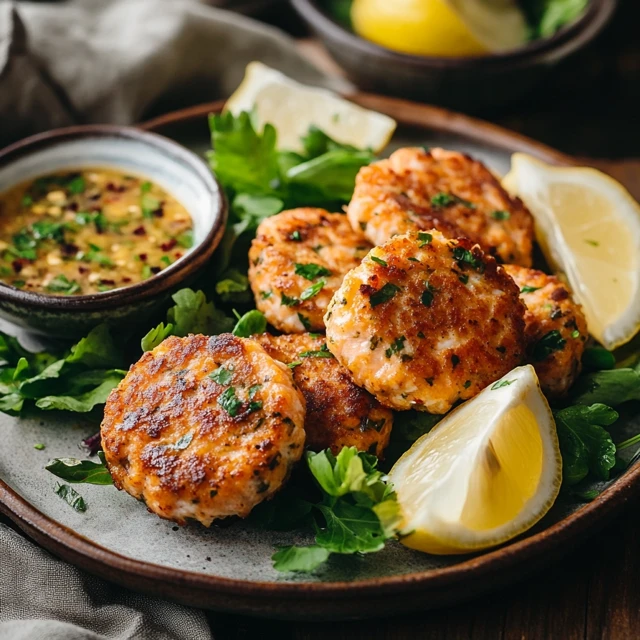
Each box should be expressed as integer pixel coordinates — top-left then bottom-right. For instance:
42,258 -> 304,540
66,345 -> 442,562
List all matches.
0,169 -> 193,295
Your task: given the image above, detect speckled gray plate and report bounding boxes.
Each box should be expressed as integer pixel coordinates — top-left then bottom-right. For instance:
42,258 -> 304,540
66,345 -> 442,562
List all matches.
1,95 -> 639,620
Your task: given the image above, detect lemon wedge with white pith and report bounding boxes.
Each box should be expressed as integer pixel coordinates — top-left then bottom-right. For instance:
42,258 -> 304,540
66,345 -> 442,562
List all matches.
225,62 -> 396,153
389,365 -> 561,555
503,154 -> 640,351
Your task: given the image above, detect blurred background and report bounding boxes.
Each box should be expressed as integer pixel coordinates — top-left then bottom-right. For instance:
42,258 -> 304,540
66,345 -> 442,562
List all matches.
204,0 -> 636,160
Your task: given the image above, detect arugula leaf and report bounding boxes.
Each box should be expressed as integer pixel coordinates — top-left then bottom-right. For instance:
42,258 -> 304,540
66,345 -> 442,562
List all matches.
66,324 -> 123,369
537,0 -> 588,37
272,545 -> 330,573
273,447 -> 402,572
55,483 -> 87,512
232,310 -> 267,338
555,404 -> 619,485
46,456 -> 113,485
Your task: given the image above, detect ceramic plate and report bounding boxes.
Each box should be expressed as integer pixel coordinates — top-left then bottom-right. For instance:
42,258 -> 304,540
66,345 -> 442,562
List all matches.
1,95 -> 639,620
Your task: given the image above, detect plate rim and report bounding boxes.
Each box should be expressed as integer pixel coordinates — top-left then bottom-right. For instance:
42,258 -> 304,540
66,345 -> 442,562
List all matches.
1,93 -> 637,611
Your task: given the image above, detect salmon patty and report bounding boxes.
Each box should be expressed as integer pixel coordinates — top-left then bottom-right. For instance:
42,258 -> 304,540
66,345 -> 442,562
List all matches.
255,332 -> 393,458
248,208 -> 371,333
101,334 -> 306,526
347,147 -> 534,266
325,230 -> 527,413
504,264 -> 588,396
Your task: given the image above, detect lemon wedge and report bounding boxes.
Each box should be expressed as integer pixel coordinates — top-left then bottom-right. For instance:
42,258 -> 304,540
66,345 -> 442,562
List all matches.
225,62 -> 396,153
351,0 -> 527,57
503,153 -> 640,350
389,365 -> 562,555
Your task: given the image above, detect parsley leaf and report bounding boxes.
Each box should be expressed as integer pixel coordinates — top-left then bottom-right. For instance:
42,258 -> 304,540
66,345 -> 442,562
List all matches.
370,255 -> 387,267
299,344 -> 333,359
209,366 -> 233,385
532,330 -> 566,361
521,286 -> 541,294
369,283 -> 401,307
272,447 -> 401,572
55,483 -> 87,512
300,279 -> 325,301
417,232 -> 432,247
555,404 -> 619,485
431,193 -> 475,208
217,387 -> 243,417
452,246 -> 484,271
294,263 -> 332,280
232,309 -> 267,338
490,210 -> 511,220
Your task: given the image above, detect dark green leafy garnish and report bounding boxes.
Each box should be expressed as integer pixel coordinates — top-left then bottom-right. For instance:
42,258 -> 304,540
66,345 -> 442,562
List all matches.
294,263 -> 332,280
417,232 -> 432,247
281,293 -> 299,307
232,309 -> 267,338
521,286 -> 541,294
431,193 -> 475,209
299,344 -> 333,359
490,210 -> 510,220
370,255 -> 387,267
297,313 -> 312,331
46,455 -> 113,485
300,279 -> 326,301
55,483 -> 87,512
492,379 -> 515,390
210,366 -> 233,385
272,448 -> 401,573
532,330 -> 566,361
67,176 -> 86,195
452,246 -> 484,271
421,287 -> 434,307
45,274 -> 81,294
385,336 -> 406,358
217,386 -> 243,417
369,283 -> 401,307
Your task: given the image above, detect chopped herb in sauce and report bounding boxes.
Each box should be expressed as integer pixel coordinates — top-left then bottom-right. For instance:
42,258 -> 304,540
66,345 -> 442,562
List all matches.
0,169 -> 193,295
370,255 -> 387,267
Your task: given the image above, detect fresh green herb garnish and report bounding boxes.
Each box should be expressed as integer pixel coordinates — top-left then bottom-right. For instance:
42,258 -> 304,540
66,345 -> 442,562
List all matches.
452,246 -> 483,271
521,286 -> 541,294
281,293 -> 299,307
217,386 -> 243,417
431,193 -> 475,209
299,344 -> 333,359
272,448 -> 401,573
232,309 -> 267,338
370,255 -> 387,267
417,232 -> 432,247
55,483 -> 87,512
300,279 -> 325,301
67,176 -> 86,195
385,336 -> 406,358
369,283 -> 401,307
45,274 -> 81,295
492,379 -> 515,390
209,366 -> 233,386
532,330 -> 566,361
34,443 -> 45,450
490,210 -> 510,220
46,455 -> 113,485
297,313 -> 312,331
421,287 -> 434,307
294,263 -> 332,280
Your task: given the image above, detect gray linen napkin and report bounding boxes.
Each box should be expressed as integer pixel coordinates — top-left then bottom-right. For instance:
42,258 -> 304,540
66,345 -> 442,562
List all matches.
0,523 -> 212,640
0,0 -> 349,146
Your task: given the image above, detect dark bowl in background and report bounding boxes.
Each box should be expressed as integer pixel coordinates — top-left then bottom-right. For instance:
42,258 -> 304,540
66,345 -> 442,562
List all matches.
291,0 -> 618,112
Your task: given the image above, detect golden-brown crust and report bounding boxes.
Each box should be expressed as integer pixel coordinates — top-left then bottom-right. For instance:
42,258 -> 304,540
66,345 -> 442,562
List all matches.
100,334 -> 306,526
504,265 -> 588,396
325,230 -> 527,414
248,208 -> 371,333
347,147 -> 534,266
254,332 -> 393,458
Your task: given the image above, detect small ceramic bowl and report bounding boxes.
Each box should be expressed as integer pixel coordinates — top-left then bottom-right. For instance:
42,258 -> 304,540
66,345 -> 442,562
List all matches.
292,0 -> 617,112
0,126 -> 227,338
